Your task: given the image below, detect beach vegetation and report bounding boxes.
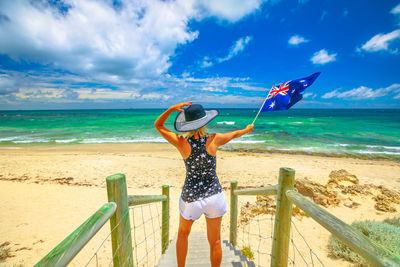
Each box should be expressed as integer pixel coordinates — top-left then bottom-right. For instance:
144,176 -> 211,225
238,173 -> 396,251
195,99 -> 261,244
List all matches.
0,242 -> 12,261
241,246 -> 254,260
383,217 -> 400,227
328,219 -> 400,266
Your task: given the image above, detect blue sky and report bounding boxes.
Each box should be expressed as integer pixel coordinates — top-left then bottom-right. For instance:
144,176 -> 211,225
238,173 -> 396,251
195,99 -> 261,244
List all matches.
0,0 -> 400,110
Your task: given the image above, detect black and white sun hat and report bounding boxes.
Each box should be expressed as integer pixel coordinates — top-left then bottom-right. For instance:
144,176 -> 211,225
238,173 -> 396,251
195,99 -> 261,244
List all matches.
174,104 -> 219,132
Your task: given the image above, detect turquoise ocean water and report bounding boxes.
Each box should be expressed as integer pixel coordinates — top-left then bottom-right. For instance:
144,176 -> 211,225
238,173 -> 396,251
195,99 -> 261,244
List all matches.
1,109 -> 399,160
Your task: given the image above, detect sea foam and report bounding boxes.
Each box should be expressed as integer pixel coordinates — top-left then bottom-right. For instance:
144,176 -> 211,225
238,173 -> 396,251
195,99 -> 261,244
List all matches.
217,121 -> 235,125
80,138 -> 167,144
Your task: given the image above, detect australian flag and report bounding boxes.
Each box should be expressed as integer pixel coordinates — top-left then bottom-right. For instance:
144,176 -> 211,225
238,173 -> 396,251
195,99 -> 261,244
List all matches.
260,72 -> 320,112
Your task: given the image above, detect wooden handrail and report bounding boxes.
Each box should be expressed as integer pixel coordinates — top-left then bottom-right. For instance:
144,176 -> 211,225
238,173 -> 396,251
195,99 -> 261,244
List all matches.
233,185 -> 277,196
286,189 -> 400,267
128,195 -> 168,206
35,202 -> 117,267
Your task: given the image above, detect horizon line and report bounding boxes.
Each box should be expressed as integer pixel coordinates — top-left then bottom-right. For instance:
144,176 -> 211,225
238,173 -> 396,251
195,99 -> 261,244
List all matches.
1,107 -> 400,112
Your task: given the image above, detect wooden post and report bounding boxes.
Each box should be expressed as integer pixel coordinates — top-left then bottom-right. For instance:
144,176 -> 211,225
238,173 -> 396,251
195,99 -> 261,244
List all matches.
106,173 -> 134,267
271,168 -> 295,267
161,185 -> 170,254
230,180 -> 238,247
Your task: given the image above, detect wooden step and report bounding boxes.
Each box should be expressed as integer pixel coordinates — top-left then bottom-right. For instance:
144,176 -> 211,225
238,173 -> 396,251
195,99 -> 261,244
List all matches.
157,232 -> 255,267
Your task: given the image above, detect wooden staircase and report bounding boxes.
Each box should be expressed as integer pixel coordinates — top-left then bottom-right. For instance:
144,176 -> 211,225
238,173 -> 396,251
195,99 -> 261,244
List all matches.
157,232 -> 255,267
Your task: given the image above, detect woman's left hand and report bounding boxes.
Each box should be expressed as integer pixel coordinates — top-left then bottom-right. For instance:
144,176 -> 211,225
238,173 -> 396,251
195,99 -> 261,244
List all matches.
245,124 -> 254,133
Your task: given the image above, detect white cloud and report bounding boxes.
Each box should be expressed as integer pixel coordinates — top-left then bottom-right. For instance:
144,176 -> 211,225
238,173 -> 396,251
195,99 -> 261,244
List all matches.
0,68 -> 267,105
141,93 -> 171,100
201,87 -> 227,92
392,3 -> 400,14
12,87 -> 172,102
0,0 -> 200,81
195,0 -> 265,22
218,36 -> 253,62
0,0 -> 262,83
14,87 -> 141,100
321,89 -> 339,99
191,93 -> 263,104
200,36 -> 253,68
359,29 -> 400,53
200,57 -> 214,68
310,49 -> 337,65
321,84 -> 400,100
0,74 -> 18,95
391,3 -> 400,25
229,83 -> 266,91
288,35 -> 309,46
303,92 -> 317,99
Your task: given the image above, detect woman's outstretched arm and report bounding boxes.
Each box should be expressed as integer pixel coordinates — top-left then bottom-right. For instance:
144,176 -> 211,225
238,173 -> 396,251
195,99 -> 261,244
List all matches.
213,124 -> 254,147
154,101 -> 192,147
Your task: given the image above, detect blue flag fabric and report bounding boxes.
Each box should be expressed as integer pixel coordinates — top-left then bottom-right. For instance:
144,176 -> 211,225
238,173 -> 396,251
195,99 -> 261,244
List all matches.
260,72 -> 320,112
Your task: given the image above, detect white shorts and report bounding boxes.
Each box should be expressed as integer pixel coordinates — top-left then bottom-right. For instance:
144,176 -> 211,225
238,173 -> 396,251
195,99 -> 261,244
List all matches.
179,192 -> 227,221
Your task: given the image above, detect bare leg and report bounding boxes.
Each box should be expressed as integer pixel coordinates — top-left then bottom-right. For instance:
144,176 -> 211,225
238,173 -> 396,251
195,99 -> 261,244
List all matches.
176,214 -> 194,267
206,216 -> 223,267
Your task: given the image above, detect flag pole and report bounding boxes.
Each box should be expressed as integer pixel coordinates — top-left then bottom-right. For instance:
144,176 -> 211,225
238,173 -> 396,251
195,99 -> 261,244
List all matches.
252,87 -> 272,125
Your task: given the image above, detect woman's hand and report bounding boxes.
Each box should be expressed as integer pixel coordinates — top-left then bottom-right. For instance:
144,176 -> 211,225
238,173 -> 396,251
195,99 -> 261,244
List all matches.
245,124 -> 254,134
169,102 -> 193,112
155,102 -> 192,147
213,124 -> 254,148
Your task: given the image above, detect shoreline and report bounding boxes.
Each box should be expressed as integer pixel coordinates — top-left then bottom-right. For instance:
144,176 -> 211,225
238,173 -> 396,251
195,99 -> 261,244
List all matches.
1,142 -> 399,191
1,142 -> 399,162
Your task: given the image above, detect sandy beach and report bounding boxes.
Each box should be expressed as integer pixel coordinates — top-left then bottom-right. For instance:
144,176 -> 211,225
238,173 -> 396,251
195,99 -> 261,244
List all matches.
1,144 -> 400,266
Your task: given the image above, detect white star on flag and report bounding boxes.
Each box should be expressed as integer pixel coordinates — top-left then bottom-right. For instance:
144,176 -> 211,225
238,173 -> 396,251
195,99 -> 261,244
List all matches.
300,80 -> 308,86
269,101 -> 275,109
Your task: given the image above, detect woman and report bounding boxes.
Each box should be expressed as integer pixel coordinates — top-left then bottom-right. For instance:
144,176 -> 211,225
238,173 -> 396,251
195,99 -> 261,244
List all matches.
154,102 -> 253,267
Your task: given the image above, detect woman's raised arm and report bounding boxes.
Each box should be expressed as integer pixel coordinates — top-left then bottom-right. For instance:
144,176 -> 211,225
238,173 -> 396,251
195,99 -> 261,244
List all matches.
154,102 -> 192,147
213,124 -> 254,147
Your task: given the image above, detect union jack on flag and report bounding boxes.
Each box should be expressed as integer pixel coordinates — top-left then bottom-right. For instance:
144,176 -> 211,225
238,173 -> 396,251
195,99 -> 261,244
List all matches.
260,72 -> 320,112
266,81 -> 291,100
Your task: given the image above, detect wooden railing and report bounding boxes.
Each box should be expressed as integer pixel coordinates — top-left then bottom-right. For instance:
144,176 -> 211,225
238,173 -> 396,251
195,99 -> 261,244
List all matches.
230,167 -> 400,267
106,173 -> 170,266
34,202 -> 117,266
35,173 -> 170,267
33,168 -> 400,266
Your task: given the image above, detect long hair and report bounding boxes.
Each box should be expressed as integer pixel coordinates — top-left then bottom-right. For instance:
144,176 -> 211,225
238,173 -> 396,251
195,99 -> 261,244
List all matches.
180,126 -> 208,139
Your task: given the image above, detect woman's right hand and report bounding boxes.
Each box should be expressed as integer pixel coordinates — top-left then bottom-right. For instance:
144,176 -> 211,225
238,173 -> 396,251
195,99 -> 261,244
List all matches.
169,102 -> 193,112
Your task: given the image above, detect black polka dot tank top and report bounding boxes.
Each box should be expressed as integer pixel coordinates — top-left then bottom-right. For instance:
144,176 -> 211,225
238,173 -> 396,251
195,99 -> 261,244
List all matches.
181,135 -> 222,202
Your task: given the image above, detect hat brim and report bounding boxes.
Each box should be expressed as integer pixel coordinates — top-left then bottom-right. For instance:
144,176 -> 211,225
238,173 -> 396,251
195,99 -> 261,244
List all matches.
174,110 -> 219,132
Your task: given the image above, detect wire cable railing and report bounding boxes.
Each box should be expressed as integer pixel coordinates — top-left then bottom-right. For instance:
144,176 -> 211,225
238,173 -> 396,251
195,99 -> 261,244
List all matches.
236,198 -> 275,266
35,174 -> 170,267
236,197 -> 325,267
230,168 -> 400,267
130,202 -> 163,267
